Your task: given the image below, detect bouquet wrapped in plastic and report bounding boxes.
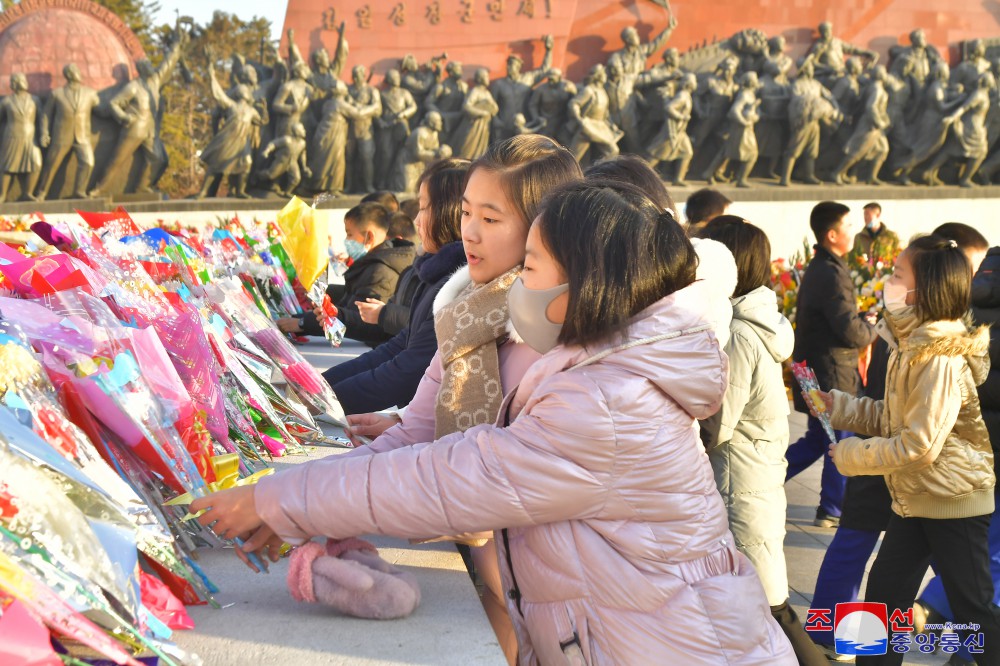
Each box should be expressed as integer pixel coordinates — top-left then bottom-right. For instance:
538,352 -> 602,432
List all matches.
791,361 -> 839,444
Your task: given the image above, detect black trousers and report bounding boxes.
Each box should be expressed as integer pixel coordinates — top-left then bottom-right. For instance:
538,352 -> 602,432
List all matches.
857,512 -> 1000,666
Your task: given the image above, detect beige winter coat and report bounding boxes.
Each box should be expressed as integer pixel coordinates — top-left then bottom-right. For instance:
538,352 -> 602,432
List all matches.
830,310 -> 995,519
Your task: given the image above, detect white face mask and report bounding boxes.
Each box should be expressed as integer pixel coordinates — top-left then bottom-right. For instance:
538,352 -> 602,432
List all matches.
507,278 -> 568,354
883,280 -> 914,314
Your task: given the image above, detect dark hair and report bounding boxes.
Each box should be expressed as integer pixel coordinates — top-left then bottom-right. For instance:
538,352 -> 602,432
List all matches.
809,201 -> 850,243
536,179 -> 698,347
696,215 -> 771,297
399,198 -> 420,220
469,134 -> 583,225
933,223 -> 989,252
345,202 -> 391,232
584,155 -> 678,220
388,212 -> 417,241
906,234 -> 972,322
416,157 -> 470,250
863,202 -> 882,215
684,188 -> 731,225
361,190 -> 400,212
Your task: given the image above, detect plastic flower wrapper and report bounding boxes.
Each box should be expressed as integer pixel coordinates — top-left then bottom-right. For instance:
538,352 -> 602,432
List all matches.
275,196 -> 329,292
211,278 -> 347,424
0,546 -> 147,666
0,326 -> 208,595
0,526 -> 192,666
0,414 -> 142,625
791,361 -> 839,444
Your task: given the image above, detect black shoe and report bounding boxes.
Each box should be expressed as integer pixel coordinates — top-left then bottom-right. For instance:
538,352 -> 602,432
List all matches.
814,508 -> 840,528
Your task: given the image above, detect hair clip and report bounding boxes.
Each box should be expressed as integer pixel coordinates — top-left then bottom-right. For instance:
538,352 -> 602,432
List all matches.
948,239 -> 958,248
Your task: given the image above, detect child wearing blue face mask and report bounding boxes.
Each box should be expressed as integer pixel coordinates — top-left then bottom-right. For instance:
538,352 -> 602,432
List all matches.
276,202 -> 416,341
812,235 -> 1000,666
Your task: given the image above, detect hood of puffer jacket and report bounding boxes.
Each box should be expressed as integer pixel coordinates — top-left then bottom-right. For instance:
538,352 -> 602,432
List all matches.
691,237 -> 738,348
901,318 -> 991,386
514,279 -> 727,421
731,285 -> 795,363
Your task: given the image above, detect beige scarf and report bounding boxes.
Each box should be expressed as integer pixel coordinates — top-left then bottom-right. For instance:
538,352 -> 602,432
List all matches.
433,266 -> 520,439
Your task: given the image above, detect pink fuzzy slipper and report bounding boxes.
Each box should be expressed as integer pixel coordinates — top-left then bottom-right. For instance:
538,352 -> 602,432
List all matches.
287,538 -> 421,620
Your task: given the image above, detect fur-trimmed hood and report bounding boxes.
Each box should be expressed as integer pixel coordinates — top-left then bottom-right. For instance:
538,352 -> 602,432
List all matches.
904,319 -> 991,385
431,265 -> 524,344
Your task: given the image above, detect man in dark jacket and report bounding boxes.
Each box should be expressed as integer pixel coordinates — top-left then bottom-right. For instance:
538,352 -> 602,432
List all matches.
277,202 -> 415,339
786,200 -> 876,528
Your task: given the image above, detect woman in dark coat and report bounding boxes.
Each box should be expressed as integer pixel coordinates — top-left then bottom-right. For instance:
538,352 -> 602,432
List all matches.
322,158 -> 469,414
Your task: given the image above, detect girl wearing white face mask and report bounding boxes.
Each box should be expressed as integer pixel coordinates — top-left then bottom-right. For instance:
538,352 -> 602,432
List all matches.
811,235 -> 1000,666
193,179 -> 796,665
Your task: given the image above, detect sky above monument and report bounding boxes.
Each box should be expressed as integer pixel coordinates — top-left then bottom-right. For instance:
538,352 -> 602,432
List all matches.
154,0 -> 286,39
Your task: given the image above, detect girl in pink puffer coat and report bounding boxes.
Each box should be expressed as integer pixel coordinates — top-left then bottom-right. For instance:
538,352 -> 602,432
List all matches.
196,180 -> 795,664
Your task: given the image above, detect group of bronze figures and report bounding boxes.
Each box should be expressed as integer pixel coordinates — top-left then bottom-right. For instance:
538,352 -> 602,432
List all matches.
3,17 -> 1000,202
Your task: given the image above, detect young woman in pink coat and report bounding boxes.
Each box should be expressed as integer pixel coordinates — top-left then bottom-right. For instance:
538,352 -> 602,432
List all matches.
194,179 -> 795,664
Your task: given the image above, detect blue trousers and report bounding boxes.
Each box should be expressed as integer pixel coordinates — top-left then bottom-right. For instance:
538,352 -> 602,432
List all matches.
919,489 -> 1000,662
786,415 -> 849,516
809,527 -> 882,647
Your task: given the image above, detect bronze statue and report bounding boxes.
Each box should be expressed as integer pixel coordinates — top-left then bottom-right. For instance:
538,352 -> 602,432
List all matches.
400,52 -> 446,127
35,63 -> 100,200
831,65 -> 891,185
829,58 -> 865,149
806,21 -> 878,83
607,16 -> 677,152
568,64 -> 622,163
636,48 -> 684,95
375,69 -> 417,189
345,64 -> 382,193
925,71 -> 994,187
604,60 -> 631,143
490,35 -> 553,142
89,29 -> 187,197
645,73 -> 697,186
607,17 -> 678,84
953,39 -> 990,92
756,59 -> 791,179
395,111 -> 451,194
780,59 -> 842,186
766,36 -> 794,80
889,29 -> 942,88
196,61 -> 263,199
0,73 -> 41,202
527,68 -> 576,144
895,62 -> 963,185
691,56 -> 739,149
426,61 -> 467,142
453,68 -> 498,159
287,26 -> 348,101
703,71 -> 761,188
271,61 -> 313,139
260,122 -> 311,196
310,80 -> 370,196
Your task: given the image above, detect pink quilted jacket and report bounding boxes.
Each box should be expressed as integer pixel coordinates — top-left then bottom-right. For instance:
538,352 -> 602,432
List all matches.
256,279 -> 795,664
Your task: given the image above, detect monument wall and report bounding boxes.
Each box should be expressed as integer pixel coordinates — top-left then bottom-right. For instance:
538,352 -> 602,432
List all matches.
281,0 -> 1000,83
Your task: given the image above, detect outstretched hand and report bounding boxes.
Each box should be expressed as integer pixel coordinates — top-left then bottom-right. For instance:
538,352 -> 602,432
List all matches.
191,485 -> 263,541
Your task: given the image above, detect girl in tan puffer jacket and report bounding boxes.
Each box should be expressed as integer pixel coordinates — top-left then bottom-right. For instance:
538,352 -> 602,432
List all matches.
820,234 -> 1000,666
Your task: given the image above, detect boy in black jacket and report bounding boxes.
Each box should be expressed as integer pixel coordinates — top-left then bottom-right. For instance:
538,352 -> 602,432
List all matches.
786,201 -> 876,528
277,203 -> 415,339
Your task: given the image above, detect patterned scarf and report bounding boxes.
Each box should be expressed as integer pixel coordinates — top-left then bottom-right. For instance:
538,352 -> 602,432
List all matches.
433,266 -> 520,439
